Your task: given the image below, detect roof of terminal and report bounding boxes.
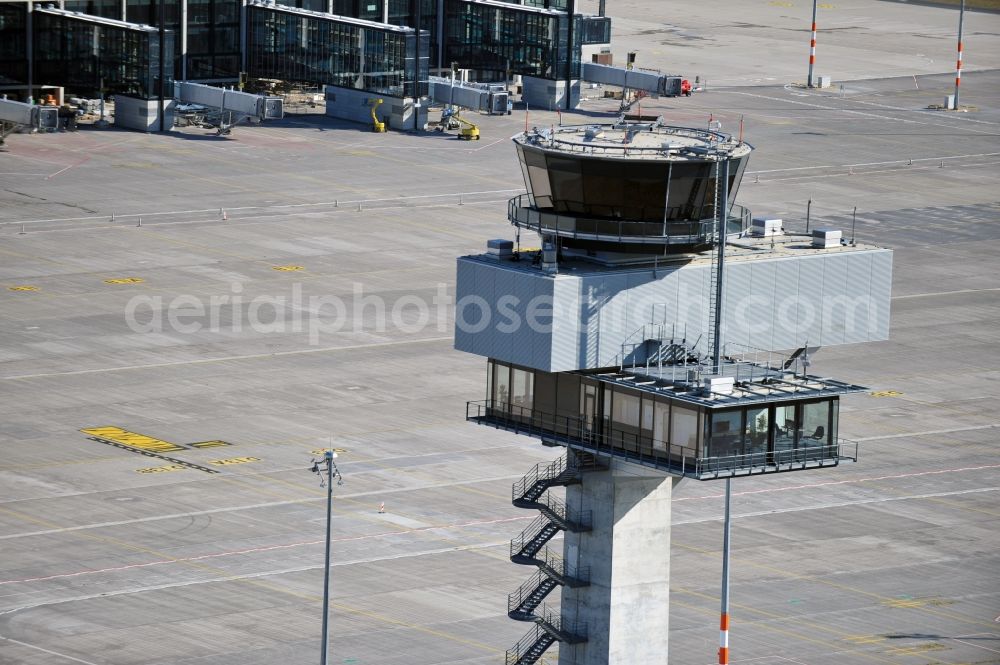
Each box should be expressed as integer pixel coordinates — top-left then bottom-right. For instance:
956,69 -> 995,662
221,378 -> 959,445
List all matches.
35,7 -> 161,31
514,120 -> 754,162
247,1 -> 419,32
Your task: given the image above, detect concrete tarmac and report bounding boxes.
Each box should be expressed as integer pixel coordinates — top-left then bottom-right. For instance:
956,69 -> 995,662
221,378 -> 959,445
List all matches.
0,4 -> 998,664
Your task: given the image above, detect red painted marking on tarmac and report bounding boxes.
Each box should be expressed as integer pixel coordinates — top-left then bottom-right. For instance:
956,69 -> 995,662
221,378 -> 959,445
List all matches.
673,463 -> 1000,502
0,515 -> 531,587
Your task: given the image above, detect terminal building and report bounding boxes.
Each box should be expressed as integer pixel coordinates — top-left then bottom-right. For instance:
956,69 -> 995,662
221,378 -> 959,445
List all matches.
453,119 -> 892,663
0,0 -> 610,128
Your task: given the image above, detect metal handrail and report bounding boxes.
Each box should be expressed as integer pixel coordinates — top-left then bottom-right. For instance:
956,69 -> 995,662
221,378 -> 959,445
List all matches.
468,400 -> 858,479
510,513 -> 561,560
509,194 -> 740,245
508,569 -> 552,614
505,624 -> 549,665
694,438 -> 856,476
535,602 -> 588,643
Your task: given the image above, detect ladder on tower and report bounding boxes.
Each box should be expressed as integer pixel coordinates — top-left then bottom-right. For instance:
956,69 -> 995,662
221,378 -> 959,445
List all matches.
706,158 -> 723,370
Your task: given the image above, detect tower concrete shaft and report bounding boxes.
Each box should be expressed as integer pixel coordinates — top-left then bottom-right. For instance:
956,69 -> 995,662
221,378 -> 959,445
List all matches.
559,457 -> 678,665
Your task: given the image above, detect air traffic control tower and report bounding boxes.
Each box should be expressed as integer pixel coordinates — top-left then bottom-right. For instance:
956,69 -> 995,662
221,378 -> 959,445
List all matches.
454,119 -> 892,664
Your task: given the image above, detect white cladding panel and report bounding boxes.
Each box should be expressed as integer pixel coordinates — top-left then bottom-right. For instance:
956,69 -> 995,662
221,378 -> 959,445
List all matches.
454,249 -> 892,372
551,277 -> 582,369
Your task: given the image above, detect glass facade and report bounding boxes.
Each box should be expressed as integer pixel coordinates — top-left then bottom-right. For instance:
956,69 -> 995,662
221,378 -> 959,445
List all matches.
2,0 -> 608,94
183,0 -> 242,79
246,4 -> 428,97
516,143 -> 749,223
64,0 -> 123,19
33,9 -> 173,99
444,0 -> 569,80
479,359 -> 846,476
0,2 -> 28,86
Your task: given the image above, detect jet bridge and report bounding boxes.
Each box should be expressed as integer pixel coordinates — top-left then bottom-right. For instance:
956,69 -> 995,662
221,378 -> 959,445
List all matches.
428,77 -> 509,115
174,81 -> 283,121
580,62 -> 687,97
0,98 -> 58,142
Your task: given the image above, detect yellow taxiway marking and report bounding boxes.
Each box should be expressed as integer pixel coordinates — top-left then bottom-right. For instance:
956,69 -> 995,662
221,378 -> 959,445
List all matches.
272,265 -> 304,272
81,426 -> 185,453
136,464 -> 188,474
208,456 -> 260,466
310,448 -> 348,456
844,635 -> 886,645
870,390 -> 903,397
7,285 -> 39,291
103,277 -> 145,285
190,440 -> 231,449
886,642 -> 947,656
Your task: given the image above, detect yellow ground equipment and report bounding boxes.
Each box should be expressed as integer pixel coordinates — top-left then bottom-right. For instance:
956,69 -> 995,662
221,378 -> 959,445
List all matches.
369,98 -> 386,132
438,108 -> 480,140
454,113 -> 480,140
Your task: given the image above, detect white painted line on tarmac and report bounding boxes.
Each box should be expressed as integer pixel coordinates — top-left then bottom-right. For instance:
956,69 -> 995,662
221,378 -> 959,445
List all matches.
0,516 -> 527,587
749,152 -> 1000,175
1,336 -> 451,380
2,188 -> 524,226
950,636 -> 1000,655
720,89 -> 997,136
0,472 -> 527,538
893,288 -> 1000,300
0,635 -> 102,665
674,486 -> 999,525
675,461 -> 1000,502
856,424 -> 999,441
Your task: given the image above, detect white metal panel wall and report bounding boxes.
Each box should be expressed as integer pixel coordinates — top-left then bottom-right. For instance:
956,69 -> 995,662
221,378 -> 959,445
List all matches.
796,256 -> 825,346
453,249 -> 892,372
721,262 -> 751,350
870,250 -> 893,341
820,253 -> 850,346
551,276 -> 582,371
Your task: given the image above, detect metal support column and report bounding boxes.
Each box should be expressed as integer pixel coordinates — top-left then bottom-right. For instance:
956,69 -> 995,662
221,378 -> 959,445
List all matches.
310,450 -> 342,665
436,0 -> 445,71
26,0 -> 33,104
565,0 -> 576,110
240,0 -> 248,75
807,0 -> 817,87
718,477 -> 732,664
320,452 -> 333,665
158,0 -> 165,132
955,0 -> 965,108
181,0 -> 188,80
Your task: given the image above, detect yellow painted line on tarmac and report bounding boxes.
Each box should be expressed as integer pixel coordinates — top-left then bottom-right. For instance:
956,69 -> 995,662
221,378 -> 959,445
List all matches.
136,464 -> 189,474
208,456 -> 261,466
103,277 -> 144,285
886,642 -> 948,656
844,634 -> 886,645
870,390 -> 903,397
272,265 -> 305,272
309,448 -> 348,456
81,426 -> 185,453
7,285 -> 39,292
190,440 -> 231,449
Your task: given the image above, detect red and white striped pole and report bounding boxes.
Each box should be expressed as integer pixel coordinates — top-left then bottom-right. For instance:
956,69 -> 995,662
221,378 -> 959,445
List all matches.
807,0 -> 818,87
954,0 -> 965,109
718,477 -> 732,664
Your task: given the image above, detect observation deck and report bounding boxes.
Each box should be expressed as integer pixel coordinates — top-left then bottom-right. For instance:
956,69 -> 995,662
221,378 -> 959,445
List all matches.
512,120 -> 753,252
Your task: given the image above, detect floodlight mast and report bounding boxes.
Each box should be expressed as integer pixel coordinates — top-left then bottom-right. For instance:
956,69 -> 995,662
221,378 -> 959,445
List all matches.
310,450 -> 342,665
